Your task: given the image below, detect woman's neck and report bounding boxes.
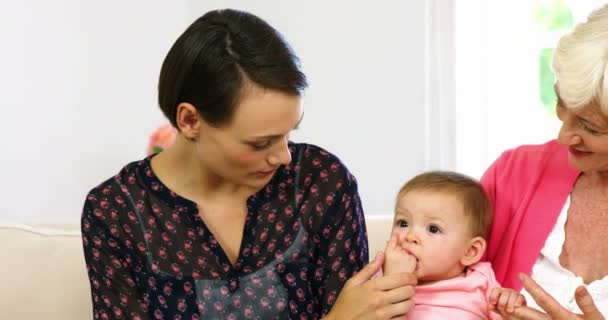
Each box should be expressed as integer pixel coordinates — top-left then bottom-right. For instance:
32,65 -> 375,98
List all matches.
150,137 -> 252,204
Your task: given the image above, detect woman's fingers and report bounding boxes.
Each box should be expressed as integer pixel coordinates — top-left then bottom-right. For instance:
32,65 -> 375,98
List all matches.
574,286 -> 604,320
519,273 -> 565,316
371,272 -> 417,291
345,252 -> 385,287
509,305 -> 551,320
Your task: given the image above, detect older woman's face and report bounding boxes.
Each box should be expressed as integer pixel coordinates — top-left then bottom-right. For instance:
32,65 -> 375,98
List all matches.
556,97 -> 608,173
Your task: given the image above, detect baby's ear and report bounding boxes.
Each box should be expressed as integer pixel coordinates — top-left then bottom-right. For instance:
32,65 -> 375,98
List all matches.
460,236 -> 486,267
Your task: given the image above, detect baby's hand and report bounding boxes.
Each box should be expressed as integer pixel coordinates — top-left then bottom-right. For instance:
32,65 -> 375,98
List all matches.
383,234 -> 416,275
489,286 -> 526,318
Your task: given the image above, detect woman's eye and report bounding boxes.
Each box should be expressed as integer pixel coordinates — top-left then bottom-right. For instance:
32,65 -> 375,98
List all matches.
250,140 -> 272,150
428,225 -> 440,234
581,122 -> 601,135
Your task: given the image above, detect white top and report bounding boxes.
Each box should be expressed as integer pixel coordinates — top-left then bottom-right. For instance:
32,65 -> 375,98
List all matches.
522,195 -> 608,315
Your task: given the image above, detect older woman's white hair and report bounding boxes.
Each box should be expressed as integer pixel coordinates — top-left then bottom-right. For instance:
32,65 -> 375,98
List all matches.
553,4 -> 608,115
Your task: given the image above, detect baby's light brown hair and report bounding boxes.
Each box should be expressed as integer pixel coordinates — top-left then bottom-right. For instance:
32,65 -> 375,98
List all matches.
396,171 -> 492,239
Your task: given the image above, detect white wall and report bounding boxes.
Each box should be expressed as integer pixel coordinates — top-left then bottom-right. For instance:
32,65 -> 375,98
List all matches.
0,1 -> 189,222
1,1 -> 448,222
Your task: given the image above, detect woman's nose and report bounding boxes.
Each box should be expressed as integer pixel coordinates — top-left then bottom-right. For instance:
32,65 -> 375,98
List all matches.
267,137 -> 291,166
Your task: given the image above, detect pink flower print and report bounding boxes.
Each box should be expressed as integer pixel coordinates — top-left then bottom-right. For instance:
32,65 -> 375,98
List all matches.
220,286 -> 229,297
327,291 -> 337,305
202,287 -> 211,300
111,257 -> 121,269
152,204 -> 161,215
331,259 -> 341,271
289,300 -> 298,312
312,158 -> 321,168
244,306 -> 253,318
165,221 -> 176,233
127,212 -> 137,222
177,298 -> 187,312
147,277 -> 157,290
275,221 -> 284,233
349,251 -> 357,263
131,313 -> 143,320
100,311 -> 109,320
163,283 -> 172,296
171,212 -> 180,222
304,176 -> 311,186
252,245 -> 260,256
286,273 -> 296,286
233,296 -> 241,308
161,232 -> 171,243
276,299 -> 286,311
158,247 -> 167,259
299,268 -> 308,281
127,174 -> 136,184
92,278 -> 100,289
268,239 -> 276,252
176,250 -> 186,262
325,193 -> 334,205
171,263 -> 181,273
213,301 -> 224,313
267,212 -> 276,223
197,257 -> 205,267
320,170 -> 329,181
260,297 -> 270,309
336,228 -> 345,240
102,295 -> 111,307
322,227 -> 330,239
267,287 -> 276,298
154,309 -> 163,319
310,184 -> 319,196
266,268 -> 276,279
184,240 -> 193,252
314,268 -> 323,281
283,234 -> 292,246
137,242 -> 146,253
136,200 -> 145,212
93,209 -> 104,219
187,229 -> 196,239
339,268 -> 348,281
244,286 -> 254,297
147,123 -> 177,155
93,236 -> 102,247
278,191 -> 287,202
173,315 -> 182,320
227,314 -> 237,320
102,186 -> 112,195
330,162 -> 339,172
148,218 -> 156,228
284,205 -> 294,217
315,202 -> 324,214
344,238 -> 351,251
110,210 -> 119,220
157,295 -> 167,307
192,269 -> 200,279
277,263 -> 285,273
151,261 -> 160,272
183,282 -> 193,295
259,228 -> 268,242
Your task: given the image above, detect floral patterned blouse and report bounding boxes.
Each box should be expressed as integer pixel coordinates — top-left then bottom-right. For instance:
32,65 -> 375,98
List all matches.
81,142 -> 368,320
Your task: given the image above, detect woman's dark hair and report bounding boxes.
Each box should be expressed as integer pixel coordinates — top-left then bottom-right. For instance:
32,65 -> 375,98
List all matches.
158,9 -> 308,128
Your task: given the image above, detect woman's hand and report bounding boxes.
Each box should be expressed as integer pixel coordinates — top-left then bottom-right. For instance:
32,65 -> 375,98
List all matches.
325,251 -> 417,320
509,273 -> 604,320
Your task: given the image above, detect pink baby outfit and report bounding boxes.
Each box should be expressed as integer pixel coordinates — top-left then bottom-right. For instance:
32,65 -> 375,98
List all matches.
408,262 -> 502,320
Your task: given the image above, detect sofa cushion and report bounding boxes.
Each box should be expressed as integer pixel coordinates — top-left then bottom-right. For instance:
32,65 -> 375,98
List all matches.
0,223 -> 92,320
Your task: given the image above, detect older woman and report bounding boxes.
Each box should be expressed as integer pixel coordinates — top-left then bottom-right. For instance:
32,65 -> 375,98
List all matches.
481,4 -> 608,319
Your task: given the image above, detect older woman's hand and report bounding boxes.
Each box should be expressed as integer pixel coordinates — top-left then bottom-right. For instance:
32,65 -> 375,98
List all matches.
509,273 -> 604,320
324,251 -> 417,320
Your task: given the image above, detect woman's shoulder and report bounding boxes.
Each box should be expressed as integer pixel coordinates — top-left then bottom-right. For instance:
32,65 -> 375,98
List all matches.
85,157 -> 150,200
289,141 -> 357,186
493,139 -> 565,167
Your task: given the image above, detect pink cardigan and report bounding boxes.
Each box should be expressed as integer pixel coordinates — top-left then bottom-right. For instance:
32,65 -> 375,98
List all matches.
480,140 -> 579,290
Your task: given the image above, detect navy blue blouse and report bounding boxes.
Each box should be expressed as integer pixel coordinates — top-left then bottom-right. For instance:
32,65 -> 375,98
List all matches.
81,142 -> 368,319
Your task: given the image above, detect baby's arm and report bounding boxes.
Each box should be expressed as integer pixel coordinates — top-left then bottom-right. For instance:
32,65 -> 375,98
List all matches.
383,234 -> 416,275
489,287 -> 527,318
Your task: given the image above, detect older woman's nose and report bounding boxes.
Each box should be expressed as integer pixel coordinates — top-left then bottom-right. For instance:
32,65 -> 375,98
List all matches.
557,120 -> 583,146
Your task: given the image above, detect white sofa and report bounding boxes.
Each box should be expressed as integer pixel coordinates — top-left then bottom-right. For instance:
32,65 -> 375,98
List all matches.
0,215 -> 393,319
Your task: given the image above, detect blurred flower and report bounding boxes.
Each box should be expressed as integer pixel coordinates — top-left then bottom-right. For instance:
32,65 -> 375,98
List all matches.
147,124 -> 177,155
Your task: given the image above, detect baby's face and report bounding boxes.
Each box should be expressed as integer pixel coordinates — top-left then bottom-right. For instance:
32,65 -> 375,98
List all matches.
391,190 -> 474,283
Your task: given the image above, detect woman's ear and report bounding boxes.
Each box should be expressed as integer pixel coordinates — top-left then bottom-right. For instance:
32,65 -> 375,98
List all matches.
175,102 -> 201,141
460,236 -> 486,267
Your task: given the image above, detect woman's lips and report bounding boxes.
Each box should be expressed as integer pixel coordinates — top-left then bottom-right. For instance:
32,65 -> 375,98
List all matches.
569,147 -> 593,158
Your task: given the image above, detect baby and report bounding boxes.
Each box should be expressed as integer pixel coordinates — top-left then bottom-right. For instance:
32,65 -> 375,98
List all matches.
383,171 -> 525,319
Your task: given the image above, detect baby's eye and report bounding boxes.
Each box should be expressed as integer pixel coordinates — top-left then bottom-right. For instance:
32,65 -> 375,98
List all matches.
428,225 -> 440,234
397,220 -> 408,228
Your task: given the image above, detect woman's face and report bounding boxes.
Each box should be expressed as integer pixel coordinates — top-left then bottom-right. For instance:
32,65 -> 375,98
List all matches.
196,85 -> 303,191
556,95 -> 608,173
